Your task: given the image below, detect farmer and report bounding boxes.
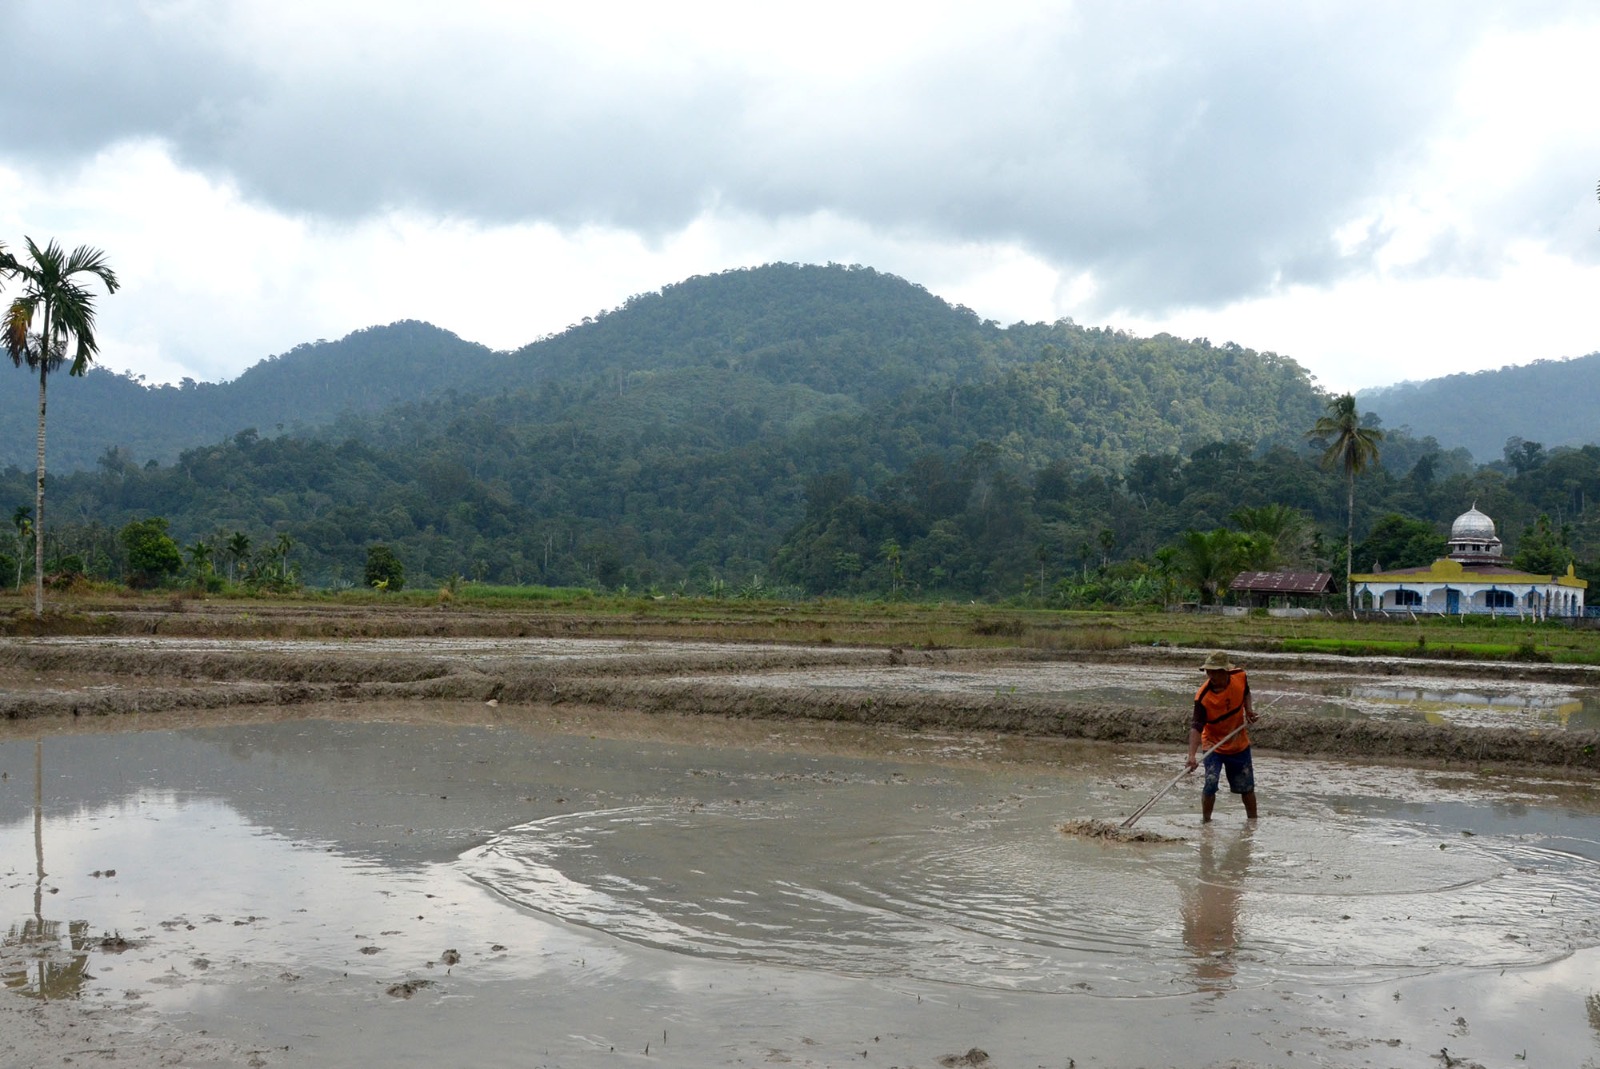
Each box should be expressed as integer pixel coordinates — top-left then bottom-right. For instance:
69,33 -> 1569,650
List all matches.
1185,650 -> 1259,822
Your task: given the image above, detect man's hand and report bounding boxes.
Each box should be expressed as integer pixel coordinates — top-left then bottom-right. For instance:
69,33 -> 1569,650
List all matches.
1185,755 -> 1198,772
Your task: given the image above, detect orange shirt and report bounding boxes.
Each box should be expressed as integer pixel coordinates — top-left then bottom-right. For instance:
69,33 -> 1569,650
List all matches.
1192,671 -> 1250,755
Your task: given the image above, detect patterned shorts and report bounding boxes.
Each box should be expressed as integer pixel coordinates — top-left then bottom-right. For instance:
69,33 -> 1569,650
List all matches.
1202,747 -> 1254,796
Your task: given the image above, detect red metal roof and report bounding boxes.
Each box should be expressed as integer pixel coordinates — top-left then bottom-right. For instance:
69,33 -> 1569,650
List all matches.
1229,571 -> 1335,595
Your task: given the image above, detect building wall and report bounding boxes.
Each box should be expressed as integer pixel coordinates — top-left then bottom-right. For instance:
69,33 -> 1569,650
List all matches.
1353,579 -> 1585,617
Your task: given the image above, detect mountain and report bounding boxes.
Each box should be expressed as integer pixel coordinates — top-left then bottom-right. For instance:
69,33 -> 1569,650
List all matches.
0,321 -> 501,472
0,263 -> 1343,593
1359,352 -> 1600,463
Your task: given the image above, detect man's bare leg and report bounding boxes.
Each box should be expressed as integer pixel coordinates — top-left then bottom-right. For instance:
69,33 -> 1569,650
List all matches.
1202,793 -> 1216,823
1242,791 -> 1258,820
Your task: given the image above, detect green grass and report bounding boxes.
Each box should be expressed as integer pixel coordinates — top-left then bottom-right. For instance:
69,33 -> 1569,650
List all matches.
10,585 -> 1600,664
453,583 -> 595,604
1279,637 -> 1516,659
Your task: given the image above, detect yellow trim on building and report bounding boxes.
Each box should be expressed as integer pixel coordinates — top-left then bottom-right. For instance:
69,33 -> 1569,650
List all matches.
1349,558 -> 1587,588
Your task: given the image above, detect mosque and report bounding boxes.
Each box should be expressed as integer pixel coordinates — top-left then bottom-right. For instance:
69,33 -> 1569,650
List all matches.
1348,505 -> 1587,618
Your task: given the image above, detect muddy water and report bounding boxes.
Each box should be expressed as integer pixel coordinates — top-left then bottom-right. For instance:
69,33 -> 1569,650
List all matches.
4,707 -> 1600,1068
678,660 -> 1600,730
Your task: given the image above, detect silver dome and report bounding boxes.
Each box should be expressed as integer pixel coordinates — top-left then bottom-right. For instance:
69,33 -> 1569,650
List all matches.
1450,506 -> 1497,541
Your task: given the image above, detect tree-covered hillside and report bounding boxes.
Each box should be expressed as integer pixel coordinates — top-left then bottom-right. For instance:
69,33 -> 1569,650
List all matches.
0,263 -> 1349,592
1359,351 -> 1600,463
502,262 -> 1011,403
0,321 -> 501,471
30,259 -> 1597,606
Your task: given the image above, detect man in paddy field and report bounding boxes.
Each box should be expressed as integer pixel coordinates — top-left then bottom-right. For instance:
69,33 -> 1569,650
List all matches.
1185,650 -> 1260,822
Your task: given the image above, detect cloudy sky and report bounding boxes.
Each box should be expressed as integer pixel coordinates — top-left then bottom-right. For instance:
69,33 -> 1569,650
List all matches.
2,1 -> 1596,392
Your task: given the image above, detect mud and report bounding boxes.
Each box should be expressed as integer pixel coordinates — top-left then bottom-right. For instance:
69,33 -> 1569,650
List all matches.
5,636 -> 1600,773
1058,818 -> 1184,843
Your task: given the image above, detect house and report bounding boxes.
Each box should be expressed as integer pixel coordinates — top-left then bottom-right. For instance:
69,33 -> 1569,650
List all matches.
1348,506 -> 1586,617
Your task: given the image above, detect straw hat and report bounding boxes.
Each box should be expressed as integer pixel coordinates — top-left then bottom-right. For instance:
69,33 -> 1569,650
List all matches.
1200,650 -> 1237,671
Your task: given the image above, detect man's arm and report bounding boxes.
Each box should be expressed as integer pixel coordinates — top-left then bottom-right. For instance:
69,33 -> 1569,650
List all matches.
1185,726 -> 1202,771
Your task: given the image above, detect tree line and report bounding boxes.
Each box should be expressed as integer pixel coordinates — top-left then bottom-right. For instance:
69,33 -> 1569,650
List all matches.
11,407 -> 1595,608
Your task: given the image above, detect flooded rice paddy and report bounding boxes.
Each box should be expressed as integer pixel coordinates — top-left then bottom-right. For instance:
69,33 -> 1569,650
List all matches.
2,636 -> 1600,1067
677,658 -> 1600,732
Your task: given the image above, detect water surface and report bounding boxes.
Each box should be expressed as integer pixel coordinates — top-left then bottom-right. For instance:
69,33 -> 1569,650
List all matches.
3,710 -> 1599,1068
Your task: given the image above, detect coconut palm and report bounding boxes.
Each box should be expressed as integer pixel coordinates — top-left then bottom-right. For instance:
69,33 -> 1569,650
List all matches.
1306,394 -> 1383,614
4,238 -> 120,616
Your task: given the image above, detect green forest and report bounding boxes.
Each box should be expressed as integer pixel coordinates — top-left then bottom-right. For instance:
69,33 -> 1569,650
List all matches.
3,263 -> 1598,605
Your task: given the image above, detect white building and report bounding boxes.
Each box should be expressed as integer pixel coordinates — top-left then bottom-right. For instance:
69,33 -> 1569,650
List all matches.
1349,506 -> 1586,618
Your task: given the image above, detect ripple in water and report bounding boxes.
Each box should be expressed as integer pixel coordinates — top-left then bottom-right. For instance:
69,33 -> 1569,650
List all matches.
460,799 -> 1600,996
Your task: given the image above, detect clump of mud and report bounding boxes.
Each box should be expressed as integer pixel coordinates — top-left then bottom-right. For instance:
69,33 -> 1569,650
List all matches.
385,979 -> 435,999
1059,818 -> 1184,844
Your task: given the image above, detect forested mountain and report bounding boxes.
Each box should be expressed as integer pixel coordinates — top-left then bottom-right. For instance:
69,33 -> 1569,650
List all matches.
15,260 -> 1595,601
1359,351 -> 1600,463
0,321 -> 502,471
0,263 -> 1349,593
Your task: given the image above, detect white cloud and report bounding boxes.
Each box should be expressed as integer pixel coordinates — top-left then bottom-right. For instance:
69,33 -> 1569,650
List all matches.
0,1 -> 1594,388
1117,244 -> 1600,393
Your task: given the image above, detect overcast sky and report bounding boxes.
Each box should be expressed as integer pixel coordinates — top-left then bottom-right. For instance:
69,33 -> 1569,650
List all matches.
2,1 -> 1596,392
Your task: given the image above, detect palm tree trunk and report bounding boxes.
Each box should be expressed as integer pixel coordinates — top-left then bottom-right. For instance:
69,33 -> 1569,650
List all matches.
1345,470 -> 1355,616
34,364 -> 47,618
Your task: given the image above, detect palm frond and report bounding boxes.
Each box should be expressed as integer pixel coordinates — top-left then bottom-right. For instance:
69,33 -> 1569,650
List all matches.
62,245 -> 119,293
4,300 -> 34,366
7,238 -> 116,377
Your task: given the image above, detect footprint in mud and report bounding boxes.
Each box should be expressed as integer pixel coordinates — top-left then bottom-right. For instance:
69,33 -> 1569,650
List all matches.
386,979 -> 435,999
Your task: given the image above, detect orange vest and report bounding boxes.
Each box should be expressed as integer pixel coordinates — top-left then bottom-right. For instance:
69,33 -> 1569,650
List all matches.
1195,672 -> 1250,754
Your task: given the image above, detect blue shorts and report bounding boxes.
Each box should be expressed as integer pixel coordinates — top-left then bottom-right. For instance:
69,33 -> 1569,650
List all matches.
1202,747 -> 1254,796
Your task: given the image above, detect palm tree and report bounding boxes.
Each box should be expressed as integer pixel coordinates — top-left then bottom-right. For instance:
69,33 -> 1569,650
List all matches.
227,531 -> 251,584
11,506 -> 32,590
1174,528 -> 1241,605
188,540 -> 214,586
274,531 -> 296,581
1306,394 -> 1383,614
4,238 -> 119,617
1229,503 -> 1310,568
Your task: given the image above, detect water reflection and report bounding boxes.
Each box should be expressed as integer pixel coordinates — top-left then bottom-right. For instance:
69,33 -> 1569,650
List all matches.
1,741 -> 94,1000
1292,681 -> 1600,730
1180,825 -> 1254,994
2,918 -> 94,999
